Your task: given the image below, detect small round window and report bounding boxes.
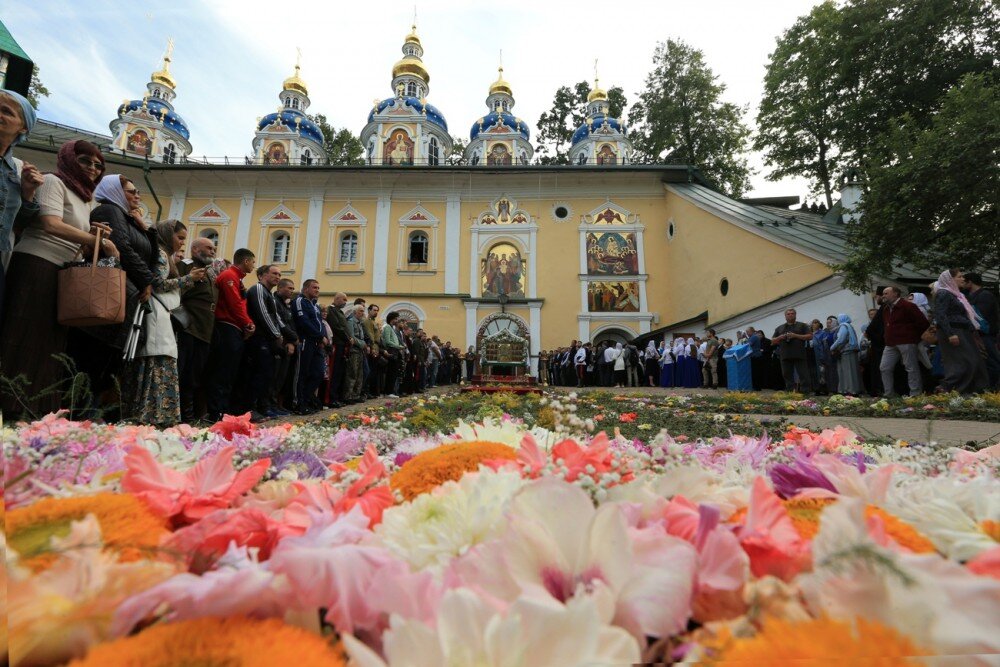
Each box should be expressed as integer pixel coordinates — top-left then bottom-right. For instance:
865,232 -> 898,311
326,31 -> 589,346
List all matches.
554,206 -> 569,219
667,221 -> 676,239
719,278 -> 729,296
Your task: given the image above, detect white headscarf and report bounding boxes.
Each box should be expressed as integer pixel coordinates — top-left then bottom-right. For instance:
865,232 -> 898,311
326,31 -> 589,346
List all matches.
937,270 -> 980,329
645,340 -> 658,358
673,338 -> 687,357
93,174 -> 130,212
910,292 -> 930,317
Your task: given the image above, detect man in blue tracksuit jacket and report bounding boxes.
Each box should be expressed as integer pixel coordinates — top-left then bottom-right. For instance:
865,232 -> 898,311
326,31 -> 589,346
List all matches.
293,279 -> 324,413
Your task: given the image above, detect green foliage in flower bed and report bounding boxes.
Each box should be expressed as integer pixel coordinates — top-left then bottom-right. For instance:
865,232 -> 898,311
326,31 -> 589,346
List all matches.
326,390 -> 788,442
565,390 -> 1000,422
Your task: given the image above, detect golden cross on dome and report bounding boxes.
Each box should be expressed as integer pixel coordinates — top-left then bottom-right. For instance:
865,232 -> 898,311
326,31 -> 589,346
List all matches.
593,58 -> 599,89
294,47 -> 302,75
165,37 -> 174,62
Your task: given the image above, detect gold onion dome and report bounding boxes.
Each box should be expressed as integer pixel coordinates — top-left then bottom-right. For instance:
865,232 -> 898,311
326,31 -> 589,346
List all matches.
587,79 -> 608,103
404,24 -> 421,47
392,56 -> 429,84
151,41 -> 176,89
489,66 -> 512,97
283,63 -> 308,96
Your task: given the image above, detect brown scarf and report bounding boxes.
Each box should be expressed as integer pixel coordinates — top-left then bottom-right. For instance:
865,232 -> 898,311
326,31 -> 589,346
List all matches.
53,140 -> 105,202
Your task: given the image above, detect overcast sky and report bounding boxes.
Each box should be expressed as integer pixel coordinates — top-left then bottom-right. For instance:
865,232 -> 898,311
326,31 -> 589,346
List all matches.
7,0 -> 827,199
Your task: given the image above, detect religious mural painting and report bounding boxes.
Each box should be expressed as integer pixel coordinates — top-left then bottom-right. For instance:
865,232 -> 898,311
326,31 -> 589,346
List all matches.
596,144 -> 617,165
481,242 -> 525,298
592,207 -> 626,224
265,142 -> 288,165
384,130 -> 414,165
586,231 -> 638,275
487,144 -> 512,166
587,281 -> 640,313
127,129 -> 152,155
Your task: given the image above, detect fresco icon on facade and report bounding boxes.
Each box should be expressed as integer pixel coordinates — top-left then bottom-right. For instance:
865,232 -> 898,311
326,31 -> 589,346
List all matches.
586,231 -> 638,275
588,281 -> 639,312
482,242 -> 524,298
384,130 -> 414,165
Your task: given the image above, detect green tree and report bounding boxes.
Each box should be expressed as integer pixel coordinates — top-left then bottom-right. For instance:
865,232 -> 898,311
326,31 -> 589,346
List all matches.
834,0 -> 998,165
27,65 -> 50,109
449,134 -> 466,162
839,73 -> 999,291
535,81 -> 626,164
755,2 -> 842,208
630,39 -> 752,196
309,114 -> 364,165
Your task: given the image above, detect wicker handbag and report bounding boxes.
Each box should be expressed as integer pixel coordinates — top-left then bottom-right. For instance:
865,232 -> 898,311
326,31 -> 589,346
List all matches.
57,229 -> 127,327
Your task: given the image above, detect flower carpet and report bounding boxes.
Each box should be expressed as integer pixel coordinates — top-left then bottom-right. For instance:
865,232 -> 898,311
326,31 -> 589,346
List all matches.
3,391 -> 999,665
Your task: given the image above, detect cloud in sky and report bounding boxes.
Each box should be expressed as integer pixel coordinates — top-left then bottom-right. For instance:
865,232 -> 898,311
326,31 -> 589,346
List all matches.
7,0 -> 826,199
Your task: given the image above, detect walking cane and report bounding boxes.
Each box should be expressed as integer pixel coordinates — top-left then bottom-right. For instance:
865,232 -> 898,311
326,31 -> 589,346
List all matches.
123,302 -> 151,363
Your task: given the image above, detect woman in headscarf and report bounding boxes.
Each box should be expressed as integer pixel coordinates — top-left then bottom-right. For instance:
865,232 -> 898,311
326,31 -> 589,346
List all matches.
829,313 -> 862,395
659,339 -> 675,388
813,316 -> 839,394
676,337 -> 699,388
0,89 -> 41,319
909,292 -> 931,318
1,140 -> 118,419
122,219 -> 204,426
68,174 -> 158,411
644,340 -> 659,386
932,269 -> 988,394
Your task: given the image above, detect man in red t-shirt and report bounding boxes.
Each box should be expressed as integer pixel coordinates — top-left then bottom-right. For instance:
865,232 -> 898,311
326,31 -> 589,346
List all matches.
879,286 -> 929,397
206,248 -> 256,420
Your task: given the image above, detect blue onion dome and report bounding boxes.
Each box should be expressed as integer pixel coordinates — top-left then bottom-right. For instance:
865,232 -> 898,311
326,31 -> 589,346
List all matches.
117,98 -> 190,140
469,111 -> 530,141
256,109 -> 324,145
367,96 -> 448,133
571,114 -> 626,146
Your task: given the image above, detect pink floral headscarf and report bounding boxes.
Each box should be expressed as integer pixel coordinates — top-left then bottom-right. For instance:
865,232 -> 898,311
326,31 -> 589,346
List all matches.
937,270 -> 980,330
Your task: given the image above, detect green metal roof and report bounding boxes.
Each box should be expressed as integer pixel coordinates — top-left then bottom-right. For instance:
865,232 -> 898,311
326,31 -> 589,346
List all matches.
0,20 -> 30,61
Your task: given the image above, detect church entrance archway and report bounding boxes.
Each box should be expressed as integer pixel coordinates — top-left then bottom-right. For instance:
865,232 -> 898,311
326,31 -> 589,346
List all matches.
477,312 -> 529,347
592,327 -> 633,346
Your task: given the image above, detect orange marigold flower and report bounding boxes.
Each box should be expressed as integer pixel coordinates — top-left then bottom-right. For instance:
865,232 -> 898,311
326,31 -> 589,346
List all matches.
730,497 -> 934,553
7,493 -> 170,572
69,616 -> 346,667
697,616 -> 929,665
391,441 -> 518,500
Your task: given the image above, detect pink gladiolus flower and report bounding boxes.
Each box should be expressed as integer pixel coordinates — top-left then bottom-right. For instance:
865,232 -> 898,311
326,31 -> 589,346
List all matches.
122,445 -> 270,525
208,412 -> 256,439
285,446 -> 393,530
736,477 -> 811,581
662,495 -> 701,543
950,442 -> 1000,474
164,507 -> 291,568
967,546 -> 1000,581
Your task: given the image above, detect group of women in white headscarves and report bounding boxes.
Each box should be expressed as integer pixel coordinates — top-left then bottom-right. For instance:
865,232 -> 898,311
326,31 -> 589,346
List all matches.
651,337 -> 702,388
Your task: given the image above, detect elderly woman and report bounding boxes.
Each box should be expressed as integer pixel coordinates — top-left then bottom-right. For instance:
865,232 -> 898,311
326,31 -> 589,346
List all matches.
1,140 -> 118,419
932,269 -> 988,394
0,89 -> 41,319
829,314 -> 863,395
122,220 -> 204,426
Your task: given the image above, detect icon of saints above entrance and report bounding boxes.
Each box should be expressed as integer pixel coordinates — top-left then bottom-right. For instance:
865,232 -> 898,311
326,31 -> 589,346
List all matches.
481,242 -> 524,298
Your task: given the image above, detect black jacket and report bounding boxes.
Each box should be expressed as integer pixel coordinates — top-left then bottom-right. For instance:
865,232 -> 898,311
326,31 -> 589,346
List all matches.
91,203 -> 157,291
274,296 -> 299,344
325,305 -> 352,346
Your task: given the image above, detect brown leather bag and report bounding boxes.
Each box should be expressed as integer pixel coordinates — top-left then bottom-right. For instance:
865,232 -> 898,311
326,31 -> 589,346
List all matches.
921,324 -> 938,345
57,229 -> 127,327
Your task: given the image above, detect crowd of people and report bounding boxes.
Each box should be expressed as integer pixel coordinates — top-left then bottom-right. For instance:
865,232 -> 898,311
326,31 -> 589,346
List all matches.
0,92 -> 996,429
0,127 -> 467,427
540,276 -> 998,398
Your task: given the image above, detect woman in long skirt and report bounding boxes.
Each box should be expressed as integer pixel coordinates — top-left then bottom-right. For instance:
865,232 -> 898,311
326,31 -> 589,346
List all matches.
932,270 -> 988,394
659,340 -> 675,387
830,314 -> 863,395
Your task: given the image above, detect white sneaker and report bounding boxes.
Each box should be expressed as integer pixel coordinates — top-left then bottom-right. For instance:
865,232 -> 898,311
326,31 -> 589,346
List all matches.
387,393 -> 399,398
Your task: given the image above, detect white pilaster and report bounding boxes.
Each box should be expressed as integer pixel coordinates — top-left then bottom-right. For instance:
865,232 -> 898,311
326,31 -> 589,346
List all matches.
578,316 -> 590,343
301,195 -> 323,279
234,192 -> 255,250
167,189 -> 186,220
465,302 -> 478,350
469,227 -> 480,296
636,230 -> 647,274
445,194 -> 461,293
529,302 -> 541,374
528,227 -> 537,299
372,194 -> 391,293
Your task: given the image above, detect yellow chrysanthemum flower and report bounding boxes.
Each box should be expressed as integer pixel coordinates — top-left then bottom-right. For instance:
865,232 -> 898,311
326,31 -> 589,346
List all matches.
391,441 -> 518,500
69,616 -> 346,667
698,616 -> 929,665
6,493 -> 169,571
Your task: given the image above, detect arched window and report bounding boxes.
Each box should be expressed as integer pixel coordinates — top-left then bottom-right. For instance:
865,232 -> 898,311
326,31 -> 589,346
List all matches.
300,149 -> 312,165
519,151 -> 528,165
501,100 -> 509,112
406,81 -> 418,97
284,98 -> 292,108
152,89 -> 162,99
163,143 -> 177,164
408,231 -> 428,264
471,152 -> 480,166
291,98 -> 300,110
577,152 -> 587,165
339,232 -> 358,263
200,228 -> 219,246
428,137 -> 439,166
270,231 -> 291,264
